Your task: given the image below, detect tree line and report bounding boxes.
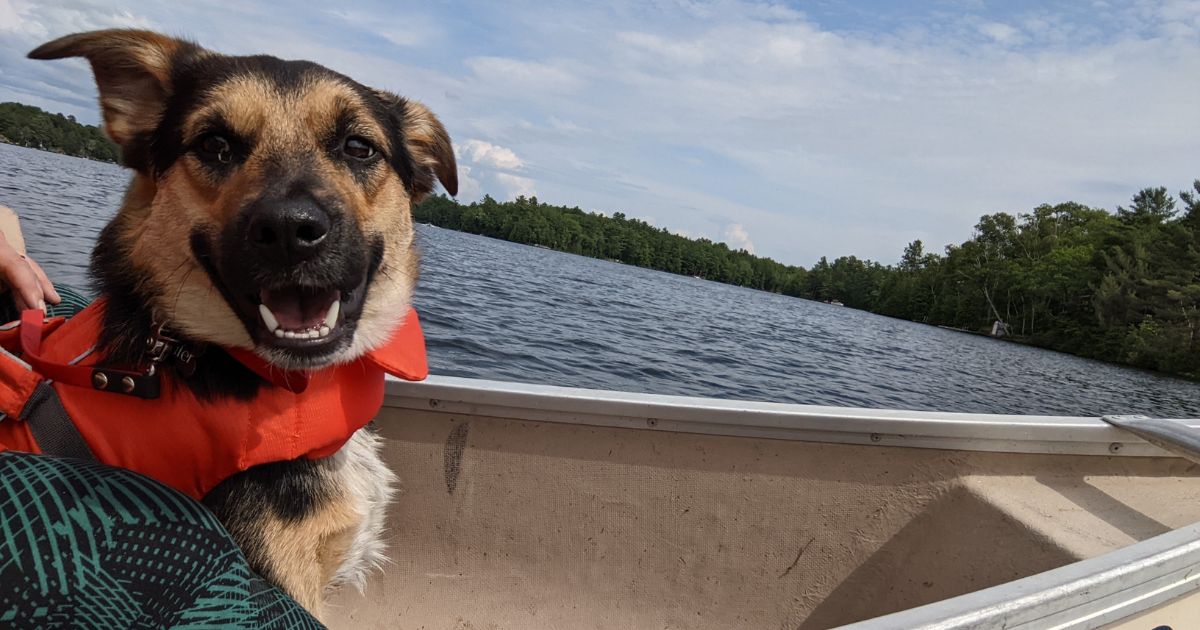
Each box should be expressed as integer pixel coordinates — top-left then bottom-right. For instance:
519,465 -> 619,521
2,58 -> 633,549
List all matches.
416,194 -> 810,295
0,102 -> 118,162
416,182 -> 1200,379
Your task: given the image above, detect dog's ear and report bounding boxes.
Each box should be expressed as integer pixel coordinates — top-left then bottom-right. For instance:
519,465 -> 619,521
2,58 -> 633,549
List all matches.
376,91 -> 457,200
29,30 -> 194,171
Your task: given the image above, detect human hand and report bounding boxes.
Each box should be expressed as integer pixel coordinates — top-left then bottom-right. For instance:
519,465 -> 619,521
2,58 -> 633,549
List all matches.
0,230 -> 60,313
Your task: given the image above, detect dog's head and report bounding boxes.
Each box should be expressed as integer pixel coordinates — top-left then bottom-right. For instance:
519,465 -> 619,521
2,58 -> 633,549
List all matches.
30,30 -> 455,370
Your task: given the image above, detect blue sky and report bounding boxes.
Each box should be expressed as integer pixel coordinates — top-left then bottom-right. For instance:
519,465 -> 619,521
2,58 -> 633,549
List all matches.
1,0 -> 1198,266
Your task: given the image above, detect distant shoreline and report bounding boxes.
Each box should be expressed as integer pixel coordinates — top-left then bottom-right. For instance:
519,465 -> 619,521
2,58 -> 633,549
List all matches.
0,139 -> 117,165
0,102 -> 119,163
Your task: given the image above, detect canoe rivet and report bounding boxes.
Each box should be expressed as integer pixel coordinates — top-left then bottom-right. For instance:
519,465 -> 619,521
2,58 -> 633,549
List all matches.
92,372 -> 108,389
870,433 -> 882,442
647,418 -> 658,428
429,399 -> 440,409
1109,442 -> 1122,454
120,376 -> 136,394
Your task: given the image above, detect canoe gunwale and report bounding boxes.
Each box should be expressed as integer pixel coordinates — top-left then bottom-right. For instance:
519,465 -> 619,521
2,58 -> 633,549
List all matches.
839,520 -> 1200,629
384,375 -> 1195,457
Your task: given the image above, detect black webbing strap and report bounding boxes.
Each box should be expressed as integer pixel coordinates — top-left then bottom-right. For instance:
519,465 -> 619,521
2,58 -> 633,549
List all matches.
19,381 -> 96,461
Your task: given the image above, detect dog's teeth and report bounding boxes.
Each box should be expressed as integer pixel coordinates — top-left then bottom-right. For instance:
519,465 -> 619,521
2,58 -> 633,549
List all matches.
259,304 -> 279,332
324,300 -> 340,329
263,299 -> 338,341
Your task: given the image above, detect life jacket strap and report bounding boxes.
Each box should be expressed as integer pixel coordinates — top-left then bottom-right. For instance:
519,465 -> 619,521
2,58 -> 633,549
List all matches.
20,381 -> 95,461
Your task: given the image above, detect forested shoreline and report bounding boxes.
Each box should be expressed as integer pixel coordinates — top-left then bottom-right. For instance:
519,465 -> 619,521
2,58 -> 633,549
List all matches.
0,102 -> 118,162
417,183 -> 1200,379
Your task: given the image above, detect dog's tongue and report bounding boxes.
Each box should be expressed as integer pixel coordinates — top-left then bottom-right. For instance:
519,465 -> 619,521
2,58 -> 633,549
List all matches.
260,287 -> 339,330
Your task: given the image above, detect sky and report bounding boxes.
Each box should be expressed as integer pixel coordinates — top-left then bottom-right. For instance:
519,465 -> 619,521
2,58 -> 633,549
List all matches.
1,0 -> 1198,266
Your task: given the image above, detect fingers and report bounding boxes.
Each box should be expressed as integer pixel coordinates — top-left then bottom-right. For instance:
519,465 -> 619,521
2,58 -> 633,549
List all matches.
0,224 -> 58,314
25,258 -> 60,305
0,245 -> 51,312
7,258 -> 46,313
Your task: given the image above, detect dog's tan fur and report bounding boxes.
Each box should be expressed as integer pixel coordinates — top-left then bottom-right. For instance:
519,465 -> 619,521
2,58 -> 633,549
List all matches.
30,29 -> 456,617
258,493 -> 361,611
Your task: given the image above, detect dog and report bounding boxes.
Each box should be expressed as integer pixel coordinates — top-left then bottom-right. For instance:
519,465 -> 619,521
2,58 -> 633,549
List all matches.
27,29 -> 457,616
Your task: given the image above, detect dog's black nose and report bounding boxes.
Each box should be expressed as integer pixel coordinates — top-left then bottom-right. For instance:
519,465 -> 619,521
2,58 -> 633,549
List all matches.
246,197 -> 331,264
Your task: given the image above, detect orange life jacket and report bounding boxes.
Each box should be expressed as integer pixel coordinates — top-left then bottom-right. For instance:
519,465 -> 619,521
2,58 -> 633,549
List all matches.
0,299 -> 427,500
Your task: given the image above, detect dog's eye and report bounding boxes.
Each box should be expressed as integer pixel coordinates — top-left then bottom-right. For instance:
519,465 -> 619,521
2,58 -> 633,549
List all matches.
196,134 -> 233,164
343,136 -> 377,161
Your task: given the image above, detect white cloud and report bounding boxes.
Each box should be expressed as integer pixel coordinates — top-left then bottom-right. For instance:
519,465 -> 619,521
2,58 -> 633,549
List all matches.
457,139 -> 524,170
548,117 -> 587,134
451,139 -> 534,200
443,163 -> 537,203
324,9 -> 440,48
978,21 -> 1022,44
496,173 -> 537,198
1157,0 -> 1200,37
722,223 -> 755,254
3,0 -> 152,36
455,164 -> 483,201
0,0 -> 30,34
464,56 -> 583,92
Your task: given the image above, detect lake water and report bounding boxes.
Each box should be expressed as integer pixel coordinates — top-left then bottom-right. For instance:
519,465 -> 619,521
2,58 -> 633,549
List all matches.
2,142 -> 1199,417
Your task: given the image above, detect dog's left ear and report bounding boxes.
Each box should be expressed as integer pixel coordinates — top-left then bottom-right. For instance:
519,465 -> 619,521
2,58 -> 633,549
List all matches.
29,29 -> 195,172
376,91 -> 458,200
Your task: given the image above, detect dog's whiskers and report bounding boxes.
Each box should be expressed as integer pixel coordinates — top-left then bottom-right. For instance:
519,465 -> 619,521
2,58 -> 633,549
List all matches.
166,258 -> 197,315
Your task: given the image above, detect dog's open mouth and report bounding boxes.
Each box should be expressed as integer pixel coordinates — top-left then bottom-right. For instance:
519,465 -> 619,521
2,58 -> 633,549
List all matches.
257,287 -> 342,342
239,280 -> 369,356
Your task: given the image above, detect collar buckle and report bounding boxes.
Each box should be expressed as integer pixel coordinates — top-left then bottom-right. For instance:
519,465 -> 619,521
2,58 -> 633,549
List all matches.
145,321 -> 199,377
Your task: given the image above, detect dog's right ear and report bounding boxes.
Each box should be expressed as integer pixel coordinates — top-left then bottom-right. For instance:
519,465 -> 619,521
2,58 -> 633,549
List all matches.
29,30 -> 194,171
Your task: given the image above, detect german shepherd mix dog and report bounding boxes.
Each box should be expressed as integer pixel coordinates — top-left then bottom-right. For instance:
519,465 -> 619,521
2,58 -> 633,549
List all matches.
28,30 -> 456,615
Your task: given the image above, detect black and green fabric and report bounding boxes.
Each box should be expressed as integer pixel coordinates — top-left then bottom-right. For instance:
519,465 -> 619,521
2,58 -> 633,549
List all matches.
44,284 -> 91,319
0,451 -> 324,629
0,285 -> 324,629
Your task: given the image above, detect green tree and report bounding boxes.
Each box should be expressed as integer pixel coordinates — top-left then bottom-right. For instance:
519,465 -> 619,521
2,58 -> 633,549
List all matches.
0,102 -> 118,162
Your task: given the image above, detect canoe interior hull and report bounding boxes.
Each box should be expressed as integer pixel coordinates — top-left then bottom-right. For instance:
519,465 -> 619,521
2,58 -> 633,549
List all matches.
326,403 -> 1200,629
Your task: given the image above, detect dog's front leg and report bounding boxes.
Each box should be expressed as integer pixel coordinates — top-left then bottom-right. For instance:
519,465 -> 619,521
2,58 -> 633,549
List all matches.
204,429 -> 396,618
254,498 -> 363,616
